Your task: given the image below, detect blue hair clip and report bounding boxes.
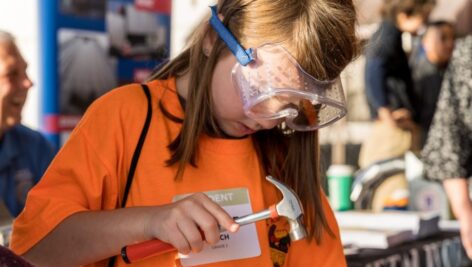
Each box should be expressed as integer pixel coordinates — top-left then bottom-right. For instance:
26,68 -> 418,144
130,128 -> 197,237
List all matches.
209,5 -> 254,66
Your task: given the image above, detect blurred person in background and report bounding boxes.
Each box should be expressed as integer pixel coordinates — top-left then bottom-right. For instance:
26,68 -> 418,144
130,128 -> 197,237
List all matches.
0,30 -> 55,217
359,0 -> 433,167
411,20 -> 455,147
421,34 -> 472,259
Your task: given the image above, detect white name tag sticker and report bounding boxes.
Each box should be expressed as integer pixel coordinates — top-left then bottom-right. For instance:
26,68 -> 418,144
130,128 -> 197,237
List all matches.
173,188 -> 261,266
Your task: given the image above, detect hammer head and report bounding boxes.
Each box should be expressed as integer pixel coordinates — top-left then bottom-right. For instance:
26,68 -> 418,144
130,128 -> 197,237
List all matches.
266,175 -> 307,241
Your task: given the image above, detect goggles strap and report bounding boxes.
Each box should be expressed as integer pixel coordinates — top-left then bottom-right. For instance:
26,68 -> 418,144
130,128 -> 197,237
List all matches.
209,5 -> 255,66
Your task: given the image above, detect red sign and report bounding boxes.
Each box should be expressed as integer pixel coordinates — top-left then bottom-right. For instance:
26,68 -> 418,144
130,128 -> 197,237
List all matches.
134,0 -> 171,14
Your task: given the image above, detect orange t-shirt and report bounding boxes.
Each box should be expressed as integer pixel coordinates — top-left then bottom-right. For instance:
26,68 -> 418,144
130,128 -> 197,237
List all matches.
11,78 -> 346,267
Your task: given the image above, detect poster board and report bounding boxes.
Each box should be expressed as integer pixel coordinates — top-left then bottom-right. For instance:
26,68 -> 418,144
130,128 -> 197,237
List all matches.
40,0 -> 171,146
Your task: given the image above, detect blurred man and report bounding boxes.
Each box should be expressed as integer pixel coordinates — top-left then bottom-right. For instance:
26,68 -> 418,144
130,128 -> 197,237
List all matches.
360,0 -> 433,167
0,30 -> 55,216
411,21 -> 455,147
364,0 -> 433,129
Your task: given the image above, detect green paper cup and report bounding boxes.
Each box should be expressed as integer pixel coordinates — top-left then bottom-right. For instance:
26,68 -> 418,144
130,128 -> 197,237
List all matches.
327,164 -> 354,211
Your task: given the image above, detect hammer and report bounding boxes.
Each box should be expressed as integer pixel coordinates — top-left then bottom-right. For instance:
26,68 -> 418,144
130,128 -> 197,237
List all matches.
120,175 -> 306,263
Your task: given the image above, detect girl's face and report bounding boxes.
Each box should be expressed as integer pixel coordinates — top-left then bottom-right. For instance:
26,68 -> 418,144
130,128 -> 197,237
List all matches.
210,51 -> 281,138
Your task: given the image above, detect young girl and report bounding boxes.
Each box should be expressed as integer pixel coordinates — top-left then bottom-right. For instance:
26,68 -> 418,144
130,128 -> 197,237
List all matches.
11,0 -> 359,266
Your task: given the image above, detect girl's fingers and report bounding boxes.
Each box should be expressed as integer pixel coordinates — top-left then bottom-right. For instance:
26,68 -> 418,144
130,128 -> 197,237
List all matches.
168,224 -> 191,255
178,219 -> 205,253
194,193 -> 239,233
152,192 -> 238,255
190,207 -> 220,245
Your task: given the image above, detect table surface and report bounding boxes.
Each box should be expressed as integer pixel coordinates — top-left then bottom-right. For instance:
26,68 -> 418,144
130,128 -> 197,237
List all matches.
346,231 -> 472,267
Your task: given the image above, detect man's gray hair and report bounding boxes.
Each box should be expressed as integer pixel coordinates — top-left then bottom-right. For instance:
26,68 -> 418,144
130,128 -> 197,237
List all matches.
0,30 -> 15,43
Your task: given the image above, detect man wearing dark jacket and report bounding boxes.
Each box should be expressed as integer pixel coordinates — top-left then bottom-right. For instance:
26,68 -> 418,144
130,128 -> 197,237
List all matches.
0,30 -> 55,216
364,0 -> 432,129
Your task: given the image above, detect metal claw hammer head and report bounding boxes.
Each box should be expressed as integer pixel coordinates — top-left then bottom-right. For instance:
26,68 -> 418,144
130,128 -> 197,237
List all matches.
267,175 -> 307,241
235,175 -> 307,241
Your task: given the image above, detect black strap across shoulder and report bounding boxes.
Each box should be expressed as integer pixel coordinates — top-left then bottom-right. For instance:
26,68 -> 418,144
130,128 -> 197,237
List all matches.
108,84 -> 152,267
121,84 -> 153,207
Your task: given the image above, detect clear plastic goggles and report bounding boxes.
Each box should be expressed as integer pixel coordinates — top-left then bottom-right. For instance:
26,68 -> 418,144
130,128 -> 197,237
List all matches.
231,44 -> 346,131
209,5 -> 346,131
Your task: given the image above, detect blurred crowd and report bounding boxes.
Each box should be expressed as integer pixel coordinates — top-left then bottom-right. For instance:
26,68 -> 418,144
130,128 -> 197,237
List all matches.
360,0 -> 458,166
356,0 -> 472,259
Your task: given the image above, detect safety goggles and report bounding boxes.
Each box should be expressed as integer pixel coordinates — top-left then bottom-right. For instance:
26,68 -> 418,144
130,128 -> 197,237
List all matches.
209,6 -> 347,131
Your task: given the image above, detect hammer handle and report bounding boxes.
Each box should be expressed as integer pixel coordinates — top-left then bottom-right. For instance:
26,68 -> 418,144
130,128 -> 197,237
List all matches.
121,206 -> 277,263
233,208 -> 273,226
122,229 -> 204,264
121,239 -> 175,263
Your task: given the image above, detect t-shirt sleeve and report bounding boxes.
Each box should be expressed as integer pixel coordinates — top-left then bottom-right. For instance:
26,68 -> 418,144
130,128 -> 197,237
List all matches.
10,130 -> 115,254
10,84 -> 146,255
284,193 -> 346,267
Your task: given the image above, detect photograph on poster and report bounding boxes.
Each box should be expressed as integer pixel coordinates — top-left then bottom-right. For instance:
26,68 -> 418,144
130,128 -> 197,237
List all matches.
107,0 -> 168,59
58,28 -> 117,116
60,0 -> 106,19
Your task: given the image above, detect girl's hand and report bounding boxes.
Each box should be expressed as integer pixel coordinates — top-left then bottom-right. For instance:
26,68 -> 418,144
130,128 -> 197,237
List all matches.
144,193 -> 239,255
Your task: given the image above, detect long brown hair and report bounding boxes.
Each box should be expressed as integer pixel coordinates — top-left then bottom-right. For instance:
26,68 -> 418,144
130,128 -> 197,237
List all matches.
149,0 -> 359,243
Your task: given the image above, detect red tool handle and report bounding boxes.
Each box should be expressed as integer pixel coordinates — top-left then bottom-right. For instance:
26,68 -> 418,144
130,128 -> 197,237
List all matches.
121,239 -> 176,264
121,229 -> 205,264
